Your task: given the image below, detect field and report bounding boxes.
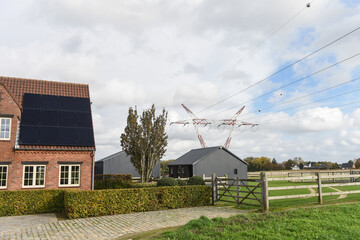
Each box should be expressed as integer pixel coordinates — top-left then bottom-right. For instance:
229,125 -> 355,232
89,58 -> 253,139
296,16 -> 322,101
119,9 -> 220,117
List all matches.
155,202 -> 360,239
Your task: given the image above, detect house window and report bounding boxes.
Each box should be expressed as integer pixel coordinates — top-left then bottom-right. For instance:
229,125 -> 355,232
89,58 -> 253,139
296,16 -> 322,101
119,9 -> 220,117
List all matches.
234,169 -> 238,175
0,118 -> 11,140
23,165 -> 46,188
0,165 -> 8,188
59,165 -> 80,187
177,166 -> 181,174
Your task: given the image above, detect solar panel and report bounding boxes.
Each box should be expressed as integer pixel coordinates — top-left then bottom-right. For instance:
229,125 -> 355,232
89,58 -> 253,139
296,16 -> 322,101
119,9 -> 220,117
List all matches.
19,93 -> 95,147
41,95 -> 59,110
60,111 -> 76,127
22,94 -> 41,109
21,109 -> 40,125
40,127 -> 58,145
40,110 -> 59,126
19,126 -> 39,144
76,112 -> 92,127
59,127 -> 78,145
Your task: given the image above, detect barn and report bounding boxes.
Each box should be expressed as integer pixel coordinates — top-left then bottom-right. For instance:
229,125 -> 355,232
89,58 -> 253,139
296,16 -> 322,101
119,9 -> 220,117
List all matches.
95,151 -> 161,178
168,146 -> 248,179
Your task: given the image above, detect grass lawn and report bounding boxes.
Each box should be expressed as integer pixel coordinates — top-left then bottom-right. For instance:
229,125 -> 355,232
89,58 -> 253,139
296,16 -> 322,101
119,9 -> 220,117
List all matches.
155,202 -> 360,240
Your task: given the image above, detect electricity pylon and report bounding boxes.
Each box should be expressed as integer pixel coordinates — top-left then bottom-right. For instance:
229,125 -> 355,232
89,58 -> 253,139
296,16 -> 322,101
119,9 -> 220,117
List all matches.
170,104 -> 258,149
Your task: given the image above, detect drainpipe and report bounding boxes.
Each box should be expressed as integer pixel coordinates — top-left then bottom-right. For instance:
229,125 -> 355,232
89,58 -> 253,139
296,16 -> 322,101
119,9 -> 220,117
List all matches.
91,150 -> 95,190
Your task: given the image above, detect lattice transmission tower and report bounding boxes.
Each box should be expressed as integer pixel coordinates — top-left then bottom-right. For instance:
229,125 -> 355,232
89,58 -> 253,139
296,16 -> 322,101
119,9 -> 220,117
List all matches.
170,104 -> 258,149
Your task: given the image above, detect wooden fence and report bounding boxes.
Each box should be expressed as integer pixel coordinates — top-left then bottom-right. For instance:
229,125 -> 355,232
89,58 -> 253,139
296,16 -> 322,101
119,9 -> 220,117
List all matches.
212,171 -> 360,212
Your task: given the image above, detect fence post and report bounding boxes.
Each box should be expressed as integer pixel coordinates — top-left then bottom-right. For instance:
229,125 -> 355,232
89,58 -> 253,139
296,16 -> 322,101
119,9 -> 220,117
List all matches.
212,172 -> 216,205
260,172 -> 269,212
236,177 -> 240,205
316,172 -> 323,204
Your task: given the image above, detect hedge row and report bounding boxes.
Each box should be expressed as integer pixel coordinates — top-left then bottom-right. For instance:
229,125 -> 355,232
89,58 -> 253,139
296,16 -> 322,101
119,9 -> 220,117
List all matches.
0,190 -> 65,216
65,185 -> 211,219
94,178 -> 133,190
94,174 -> 132,181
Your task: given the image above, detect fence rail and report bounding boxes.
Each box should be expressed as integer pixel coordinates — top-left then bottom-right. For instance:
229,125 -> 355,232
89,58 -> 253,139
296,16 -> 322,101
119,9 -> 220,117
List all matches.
212,171 -> 360,212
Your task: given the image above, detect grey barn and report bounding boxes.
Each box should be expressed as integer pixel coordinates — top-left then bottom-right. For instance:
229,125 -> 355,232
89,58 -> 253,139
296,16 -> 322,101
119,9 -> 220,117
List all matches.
168,146 -> 248,179
95,151 -> 161,178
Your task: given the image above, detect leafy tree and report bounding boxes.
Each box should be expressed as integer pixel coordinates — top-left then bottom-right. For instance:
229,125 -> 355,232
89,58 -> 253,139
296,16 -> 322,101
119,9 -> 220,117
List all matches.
299,162 -> 304,169
121,105 -> 168,182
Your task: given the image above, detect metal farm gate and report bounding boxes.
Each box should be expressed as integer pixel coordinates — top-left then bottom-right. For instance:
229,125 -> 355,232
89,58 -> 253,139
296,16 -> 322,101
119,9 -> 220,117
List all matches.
211,173 -> 267,211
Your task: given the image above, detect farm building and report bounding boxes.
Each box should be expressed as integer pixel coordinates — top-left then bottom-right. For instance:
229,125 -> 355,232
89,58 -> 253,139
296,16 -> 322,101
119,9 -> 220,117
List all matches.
168,146 -> 248,179
95,151 -> 161,178
0,76 -> 95,191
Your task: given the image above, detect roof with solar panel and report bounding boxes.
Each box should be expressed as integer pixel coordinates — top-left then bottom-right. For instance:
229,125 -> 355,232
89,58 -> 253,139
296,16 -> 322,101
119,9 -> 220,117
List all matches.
0,76 -> 95,150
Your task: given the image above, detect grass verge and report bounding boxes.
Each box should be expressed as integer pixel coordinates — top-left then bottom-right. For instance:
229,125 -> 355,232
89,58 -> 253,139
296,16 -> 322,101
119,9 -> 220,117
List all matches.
155,202 -> 360,239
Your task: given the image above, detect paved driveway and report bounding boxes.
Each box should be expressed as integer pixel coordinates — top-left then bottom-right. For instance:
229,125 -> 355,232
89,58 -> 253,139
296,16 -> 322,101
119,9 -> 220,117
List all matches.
0,206 -> 246,240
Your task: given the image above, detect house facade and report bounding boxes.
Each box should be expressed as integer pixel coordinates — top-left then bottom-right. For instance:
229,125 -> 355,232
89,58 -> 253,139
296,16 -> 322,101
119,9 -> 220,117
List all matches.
95,151 -> 161,178
168,146 -> 248,179
0,76 -> 95,190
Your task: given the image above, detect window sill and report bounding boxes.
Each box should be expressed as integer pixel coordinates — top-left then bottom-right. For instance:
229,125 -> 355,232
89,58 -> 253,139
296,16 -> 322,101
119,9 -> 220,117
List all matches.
58,185 -> 80,188
22,186 -> 45,189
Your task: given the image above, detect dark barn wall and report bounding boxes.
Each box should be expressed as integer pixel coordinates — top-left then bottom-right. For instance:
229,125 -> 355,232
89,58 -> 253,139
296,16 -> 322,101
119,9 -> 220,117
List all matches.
194,149 -> 247,179
94,161 -> 104,175
169,165 -> 192,178
100,152 -> 161,178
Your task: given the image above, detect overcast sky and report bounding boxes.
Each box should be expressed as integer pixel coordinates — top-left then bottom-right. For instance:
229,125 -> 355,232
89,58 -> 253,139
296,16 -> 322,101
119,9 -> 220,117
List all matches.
1,0 -> 360,163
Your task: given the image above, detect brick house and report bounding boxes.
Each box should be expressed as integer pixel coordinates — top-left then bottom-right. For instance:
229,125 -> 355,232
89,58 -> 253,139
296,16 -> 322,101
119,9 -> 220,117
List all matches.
0,76 -> 95,190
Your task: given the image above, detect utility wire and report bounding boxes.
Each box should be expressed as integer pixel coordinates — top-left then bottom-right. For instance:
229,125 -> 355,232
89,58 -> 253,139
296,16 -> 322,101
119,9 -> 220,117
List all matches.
183,2 -> 313,108
242,87 -> 360,122
206,52 -> 360,118
197,25 -> 360,114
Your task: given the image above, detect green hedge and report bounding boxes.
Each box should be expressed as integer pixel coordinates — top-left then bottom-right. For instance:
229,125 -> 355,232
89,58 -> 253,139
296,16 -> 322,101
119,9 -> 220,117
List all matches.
65,185 -> 211,219
94,174 -> 132,181
94,178 -> 132,190
0,190 -> 65,216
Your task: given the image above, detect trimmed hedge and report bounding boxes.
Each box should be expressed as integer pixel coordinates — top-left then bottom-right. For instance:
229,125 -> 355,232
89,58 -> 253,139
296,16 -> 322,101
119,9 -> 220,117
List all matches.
94,174 -> 132,181
187,176 -> 205,185
94,179 -> 132,190
64,185 -> 211,219
157,177 -> 178,187
0,190 -> 65,216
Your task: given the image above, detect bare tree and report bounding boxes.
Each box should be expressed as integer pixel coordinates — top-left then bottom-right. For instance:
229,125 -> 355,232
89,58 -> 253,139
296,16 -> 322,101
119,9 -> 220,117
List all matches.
121,105 -> 168,182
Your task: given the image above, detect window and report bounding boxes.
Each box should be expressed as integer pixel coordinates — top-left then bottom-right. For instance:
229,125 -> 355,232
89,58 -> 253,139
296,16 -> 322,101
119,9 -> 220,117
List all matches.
59,165 -> 80,187
0,166 -> 8,188
234,168 -> 238,175
23,165 -> 46,188
0,118 -> 11,140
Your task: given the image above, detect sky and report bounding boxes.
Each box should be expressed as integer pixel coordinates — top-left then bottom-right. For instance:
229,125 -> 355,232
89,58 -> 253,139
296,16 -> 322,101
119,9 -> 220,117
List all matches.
1,0 -> 360,163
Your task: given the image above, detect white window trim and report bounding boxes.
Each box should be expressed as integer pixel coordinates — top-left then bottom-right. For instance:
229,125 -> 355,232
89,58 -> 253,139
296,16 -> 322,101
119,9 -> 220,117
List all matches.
0,165 -> 8,189
22,165 -> 46,188
58,165 -> 81,187
0,118 -> 12,141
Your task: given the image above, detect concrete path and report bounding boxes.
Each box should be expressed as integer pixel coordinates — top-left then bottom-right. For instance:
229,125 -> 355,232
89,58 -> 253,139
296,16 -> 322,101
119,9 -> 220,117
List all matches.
0,206 -> 246,240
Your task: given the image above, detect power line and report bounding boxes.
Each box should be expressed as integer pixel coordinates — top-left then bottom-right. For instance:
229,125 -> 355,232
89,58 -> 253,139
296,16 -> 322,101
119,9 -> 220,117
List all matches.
206,52 -> 360,118
183,2 -> 313,107
242,87 -> 360,122
197,25 -> 360,114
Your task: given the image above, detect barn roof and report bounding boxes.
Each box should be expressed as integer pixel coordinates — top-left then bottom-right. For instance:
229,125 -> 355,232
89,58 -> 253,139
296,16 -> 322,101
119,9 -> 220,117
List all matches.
169,146 -> 248,166
96,151 -> 128,162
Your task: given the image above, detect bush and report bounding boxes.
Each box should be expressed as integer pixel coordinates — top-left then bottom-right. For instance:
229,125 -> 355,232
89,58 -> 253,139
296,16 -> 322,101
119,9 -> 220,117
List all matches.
64,186 -> 211,219
176,179 -> 187,186
94,179 -> 132,190
0,190 -> 65,216
187,176 -> 205,185
157,177 -> 178,187
94,174 -> 132,181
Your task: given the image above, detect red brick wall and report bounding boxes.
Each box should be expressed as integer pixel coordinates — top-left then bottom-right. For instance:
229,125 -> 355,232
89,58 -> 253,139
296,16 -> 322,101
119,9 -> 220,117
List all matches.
0,84 -> 94,191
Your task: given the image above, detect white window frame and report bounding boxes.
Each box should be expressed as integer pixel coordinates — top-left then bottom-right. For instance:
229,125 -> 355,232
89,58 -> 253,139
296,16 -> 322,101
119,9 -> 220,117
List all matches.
59,165 -> 81,187
22,165 -> 46,188
0,165 -> 8,189
0,118 -> 12,140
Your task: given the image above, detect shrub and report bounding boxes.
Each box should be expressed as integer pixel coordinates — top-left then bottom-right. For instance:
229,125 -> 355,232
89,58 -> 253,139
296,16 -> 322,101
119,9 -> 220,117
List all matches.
187,176 -> 205,185
94,174 -> 132,181
94,179 -> 132,190
64,186 -> 211,219
0,190 -> 65,216
176,179 -> 187,186
157,177 -> 178,187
